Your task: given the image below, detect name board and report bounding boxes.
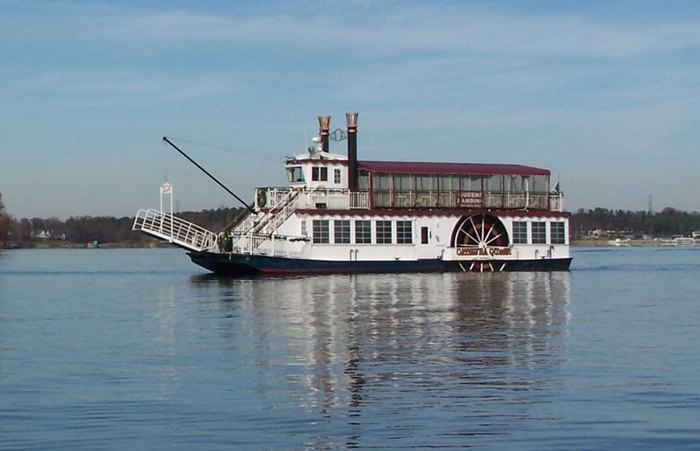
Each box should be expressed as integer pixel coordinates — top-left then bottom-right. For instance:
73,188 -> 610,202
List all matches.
457,191 -> 483,208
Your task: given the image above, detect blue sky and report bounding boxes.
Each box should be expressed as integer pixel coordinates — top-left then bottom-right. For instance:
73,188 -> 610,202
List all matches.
2,0 -> 700,219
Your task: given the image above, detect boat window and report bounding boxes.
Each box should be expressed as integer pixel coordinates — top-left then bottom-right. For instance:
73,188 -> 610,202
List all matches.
312,220 -> 330,244
374,173 -> 392,190
484,175 -> 502,192
287,166 -> 304,183
438,176 -> 456,192
358,171 -> 369,190
355,220 -> 372,244
460,175 -> 482,191
506,175 -> 524,192
334,220 -> 351,244
395,174 -> 413,191
513,221 -> 528,244
416,175 -> 436,191
421,226 -> 429,244
531,222 -> 546,244
375,220 -> 393,244
550,222 -> 566,244
396,221 -> 412,244
312,167 -> 328,182
532,175 -> 548,192
334,169 -> 341,184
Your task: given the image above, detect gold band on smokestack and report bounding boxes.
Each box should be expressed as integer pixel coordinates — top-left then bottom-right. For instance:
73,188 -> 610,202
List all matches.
318,115 -> 330,153
346,112 -> 358,191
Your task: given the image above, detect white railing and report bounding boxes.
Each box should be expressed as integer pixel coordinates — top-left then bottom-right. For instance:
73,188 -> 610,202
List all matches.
257,187 -> 370,211
132,209 -> 218,252
550,193 -> 565,212
231,233 -> 310,258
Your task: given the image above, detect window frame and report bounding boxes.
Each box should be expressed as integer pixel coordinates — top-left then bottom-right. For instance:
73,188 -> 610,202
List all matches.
334,219 -> 351,244
513,221 -> 528,244
355,220 -> 372,244
312,219 -> 330,244
396,220 -> 413,244
531,221 -> 546,244
375,220 -> 393,244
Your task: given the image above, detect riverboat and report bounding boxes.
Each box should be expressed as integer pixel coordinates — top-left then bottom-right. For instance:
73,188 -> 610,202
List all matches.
133,113 -> 572,274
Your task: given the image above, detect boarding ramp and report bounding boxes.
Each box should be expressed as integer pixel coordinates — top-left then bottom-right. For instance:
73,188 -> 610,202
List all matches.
133,209 -> 218,252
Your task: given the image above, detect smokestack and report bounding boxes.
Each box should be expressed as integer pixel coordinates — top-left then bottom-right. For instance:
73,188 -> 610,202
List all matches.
346,112 -> 358,191
318,116 -> 330,153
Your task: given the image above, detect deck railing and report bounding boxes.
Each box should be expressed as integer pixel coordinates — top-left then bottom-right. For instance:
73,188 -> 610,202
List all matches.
256,186 -> 563,211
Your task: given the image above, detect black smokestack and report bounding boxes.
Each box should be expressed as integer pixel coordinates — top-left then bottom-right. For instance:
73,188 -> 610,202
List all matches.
318,116 -> 330,153
346,112 -> 358,190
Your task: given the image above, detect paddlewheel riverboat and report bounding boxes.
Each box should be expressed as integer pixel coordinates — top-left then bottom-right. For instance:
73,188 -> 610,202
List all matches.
133,113 -> 571,274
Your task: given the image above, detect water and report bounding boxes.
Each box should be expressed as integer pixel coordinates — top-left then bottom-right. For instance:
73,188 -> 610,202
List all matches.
1,247 -> 699,449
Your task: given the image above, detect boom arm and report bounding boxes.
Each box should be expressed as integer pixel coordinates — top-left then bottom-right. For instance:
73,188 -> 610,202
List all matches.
162,136 -> 256,214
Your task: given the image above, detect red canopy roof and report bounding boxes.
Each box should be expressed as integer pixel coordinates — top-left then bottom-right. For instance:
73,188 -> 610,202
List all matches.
357,160 -> 549,176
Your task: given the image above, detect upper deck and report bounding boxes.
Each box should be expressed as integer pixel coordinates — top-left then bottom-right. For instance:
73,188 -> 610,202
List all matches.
267,113 -> 564,213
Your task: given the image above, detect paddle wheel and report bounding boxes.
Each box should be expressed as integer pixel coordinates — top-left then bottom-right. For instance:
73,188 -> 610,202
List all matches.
452,214 -> 509,271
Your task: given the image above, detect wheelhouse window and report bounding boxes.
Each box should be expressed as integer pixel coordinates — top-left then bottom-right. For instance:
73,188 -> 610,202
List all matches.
513,221 -> 528,244
550,222 -> 566,244
334,169 -> 341,184
531,222 -> 546,244
375,220 -> 392,244
334,220 -> 351,244
312,167 -> 328,182
287,166 -> 304,183
312,220 -> 329,244
396,220 -> 412,244
355,220 -> 371,244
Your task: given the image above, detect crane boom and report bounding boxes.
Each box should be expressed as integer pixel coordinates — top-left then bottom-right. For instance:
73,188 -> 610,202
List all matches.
162,136 -> 256,214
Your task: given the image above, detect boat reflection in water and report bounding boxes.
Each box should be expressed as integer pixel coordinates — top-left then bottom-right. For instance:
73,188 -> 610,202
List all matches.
190,272 -> 571,445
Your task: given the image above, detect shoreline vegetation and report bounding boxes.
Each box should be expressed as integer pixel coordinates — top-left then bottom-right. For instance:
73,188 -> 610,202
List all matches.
2,195 -> 700,250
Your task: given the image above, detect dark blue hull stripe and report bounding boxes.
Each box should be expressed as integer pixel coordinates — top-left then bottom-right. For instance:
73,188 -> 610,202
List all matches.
187,251 -> 572,274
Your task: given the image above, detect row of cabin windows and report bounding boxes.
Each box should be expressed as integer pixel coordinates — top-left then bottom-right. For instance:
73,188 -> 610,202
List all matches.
359,172 -> 549,193
311,219 -> 413,245
512,221 -> 566,244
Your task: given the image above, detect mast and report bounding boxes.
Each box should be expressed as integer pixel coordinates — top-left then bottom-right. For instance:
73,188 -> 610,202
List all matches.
162,137 -> 256,214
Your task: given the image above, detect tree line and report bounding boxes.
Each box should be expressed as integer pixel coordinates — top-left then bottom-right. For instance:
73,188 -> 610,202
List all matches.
0,193 -> 244,248
571,207 -> 700,238
2,192 -> 699,248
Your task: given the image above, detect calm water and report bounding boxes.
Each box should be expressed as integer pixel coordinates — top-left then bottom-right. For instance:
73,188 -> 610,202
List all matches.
1,247 -> 699,449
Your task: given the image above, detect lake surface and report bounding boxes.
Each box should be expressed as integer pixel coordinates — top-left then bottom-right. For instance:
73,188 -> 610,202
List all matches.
1,247 -> 699,449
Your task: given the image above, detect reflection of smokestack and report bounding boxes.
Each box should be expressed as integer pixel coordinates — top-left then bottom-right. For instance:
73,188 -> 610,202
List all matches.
318,116 -> 330,153
346,112 -> 358,190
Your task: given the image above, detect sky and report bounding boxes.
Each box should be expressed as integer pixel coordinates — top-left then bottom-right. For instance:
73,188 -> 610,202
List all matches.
1,0 -> 700,219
